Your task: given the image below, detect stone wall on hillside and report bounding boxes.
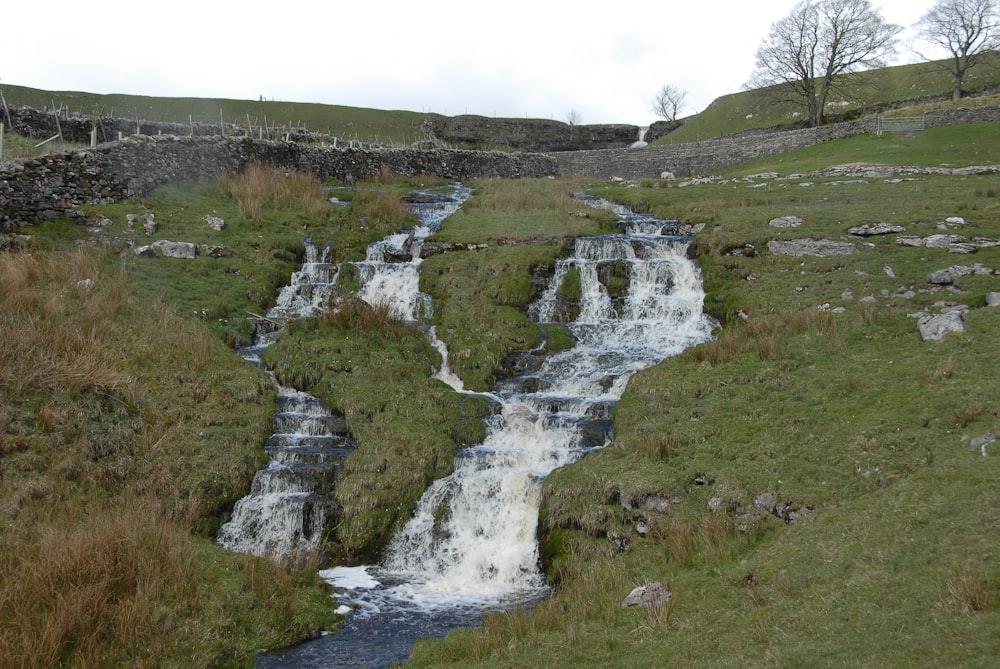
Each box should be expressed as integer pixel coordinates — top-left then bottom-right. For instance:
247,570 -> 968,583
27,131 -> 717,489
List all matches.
3,106 -> 383,146
0,135 -> 557,230
549,105 -> 1000,179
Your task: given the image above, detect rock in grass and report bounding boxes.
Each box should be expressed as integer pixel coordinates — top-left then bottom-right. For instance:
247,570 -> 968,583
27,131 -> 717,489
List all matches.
847,222 -> 905,236
917,309 -> 966,341
621,582 -> 672,609
769,215 -> 803,228
927,263 -> 995,285
767,239 -> 857,257
152,240 -> 197,259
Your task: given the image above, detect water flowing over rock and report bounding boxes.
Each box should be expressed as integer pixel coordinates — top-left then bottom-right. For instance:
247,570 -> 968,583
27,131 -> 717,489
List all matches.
217,240 -> 349,566
269,191 -> 715,667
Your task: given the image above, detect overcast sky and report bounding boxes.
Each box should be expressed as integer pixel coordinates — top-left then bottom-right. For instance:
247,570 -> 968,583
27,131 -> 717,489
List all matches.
6,0 -> 940,126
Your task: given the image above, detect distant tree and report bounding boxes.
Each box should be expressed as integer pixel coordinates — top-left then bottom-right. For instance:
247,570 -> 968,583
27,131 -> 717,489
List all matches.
650,85 -> 688,121
748,0 -> 901,126
915,0 -> 1000,99
566,109 -> 582,126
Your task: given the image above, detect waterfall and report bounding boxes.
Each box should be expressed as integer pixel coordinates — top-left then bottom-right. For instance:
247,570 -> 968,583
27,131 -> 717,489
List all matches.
255,190 -> 715,668
630,125 -> 649,149
374,221 -> 714,602
216,240 -> 352,564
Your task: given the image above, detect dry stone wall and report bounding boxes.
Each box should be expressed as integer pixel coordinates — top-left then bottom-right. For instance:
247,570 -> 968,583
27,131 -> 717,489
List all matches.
550,105 -> 1000,180
0,135 -> 557,230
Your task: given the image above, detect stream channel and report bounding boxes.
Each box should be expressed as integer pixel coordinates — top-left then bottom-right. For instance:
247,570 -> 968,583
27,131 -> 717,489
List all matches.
218,184 -> 716,667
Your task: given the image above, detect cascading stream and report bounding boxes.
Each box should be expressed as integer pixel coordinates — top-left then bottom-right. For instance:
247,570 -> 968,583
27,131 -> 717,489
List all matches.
258,189 -> 715,668
217,241 -> 352,564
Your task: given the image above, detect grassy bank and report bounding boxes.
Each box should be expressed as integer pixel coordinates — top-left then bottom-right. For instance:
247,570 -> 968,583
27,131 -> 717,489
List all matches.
0,166 -> 445,665
403,123 -> 999,666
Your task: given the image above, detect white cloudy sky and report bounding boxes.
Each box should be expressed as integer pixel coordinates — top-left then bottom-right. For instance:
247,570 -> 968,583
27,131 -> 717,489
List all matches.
6,0 -> 941,126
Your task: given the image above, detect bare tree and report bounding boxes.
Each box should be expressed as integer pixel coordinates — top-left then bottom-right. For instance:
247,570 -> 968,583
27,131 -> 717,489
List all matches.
566,109 -> 582,126
650,85 -> 688,121
915,0 -> 1000,99
748,0 -> 901,126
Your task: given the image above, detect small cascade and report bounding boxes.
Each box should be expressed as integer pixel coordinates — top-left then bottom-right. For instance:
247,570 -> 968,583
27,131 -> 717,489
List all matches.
217,240 -> 354,565
630,125 -> 649,149
353,187 -> 472,322
375,208 -> 715,602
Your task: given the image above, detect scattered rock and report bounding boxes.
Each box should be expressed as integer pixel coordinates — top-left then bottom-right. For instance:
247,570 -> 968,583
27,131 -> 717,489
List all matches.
769,215 -> 803,228
126,212 -> 156,235
986,292 -> 1000,307
204,214 -> 226,231
87,214 -> 113,232
767,239 -> 857,257
660,171 -> 676,180
152,240 -> 197,259
884,266 -> 896,278
945,216 -> 967,225
754,492 -> 812,523
199,244 -> 228,258
133,245 -> 157,257
927,263 -> 995,285
969,433 -> 994,457
607,529 -> 631,553
621,582 -> 672,609
917,308 -> 967,341
847,222 -> 905,236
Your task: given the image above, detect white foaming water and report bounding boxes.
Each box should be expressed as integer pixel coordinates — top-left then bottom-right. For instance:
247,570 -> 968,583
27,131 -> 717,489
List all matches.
322,194 -> 716,619
355,187 -> 472,322
217,241 -> 349,564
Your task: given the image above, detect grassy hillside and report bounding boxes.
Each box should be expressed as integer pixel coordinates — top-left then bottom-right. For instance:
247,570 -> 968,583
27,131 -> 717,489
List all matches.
667,52 -> 1000,143
6,52 -> 998,155
0,84 -> 428,145
403,124 -> 1000,666
2,119 -> 998,666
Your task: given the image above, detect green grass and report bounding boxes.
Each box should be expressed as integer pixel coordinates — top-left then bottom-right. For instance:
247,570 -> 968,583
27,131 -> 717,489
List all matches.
1,84 -> 428,145
401,123 -> 1000,668
4,113 -> 999,667
667,52 -> 1000,143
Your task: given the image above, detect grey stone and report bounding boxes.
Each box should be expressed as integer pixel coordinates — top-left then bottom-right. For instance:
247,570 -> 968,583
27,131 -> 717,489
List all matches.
918,310 -> 966,341
928,264 -> 995,284
769,215 -> 804,228
199,244 -> 228,258
767,239 -> 857,257
986,292 -> 1000,307
133,245 -> 156,257
847,222 -> 905,236
621,582 -> 672,609
204,214 -> 226,231
925,234 -> 967,248
152,240 -> 197,259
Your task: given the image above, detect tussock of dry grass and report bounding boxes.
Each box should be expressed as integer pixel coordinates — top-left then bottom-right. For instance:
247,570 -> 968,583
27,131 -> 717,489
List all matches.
682,308 -> 837,366
0,508 -> 194,669
219,163 -> 326,222
0,250 -> 137,400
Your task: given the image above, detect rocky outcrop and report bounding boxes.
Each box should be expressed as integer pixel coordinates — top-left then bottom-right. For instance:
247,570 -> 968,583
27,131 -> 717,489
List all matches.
421,113 -> 639,152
